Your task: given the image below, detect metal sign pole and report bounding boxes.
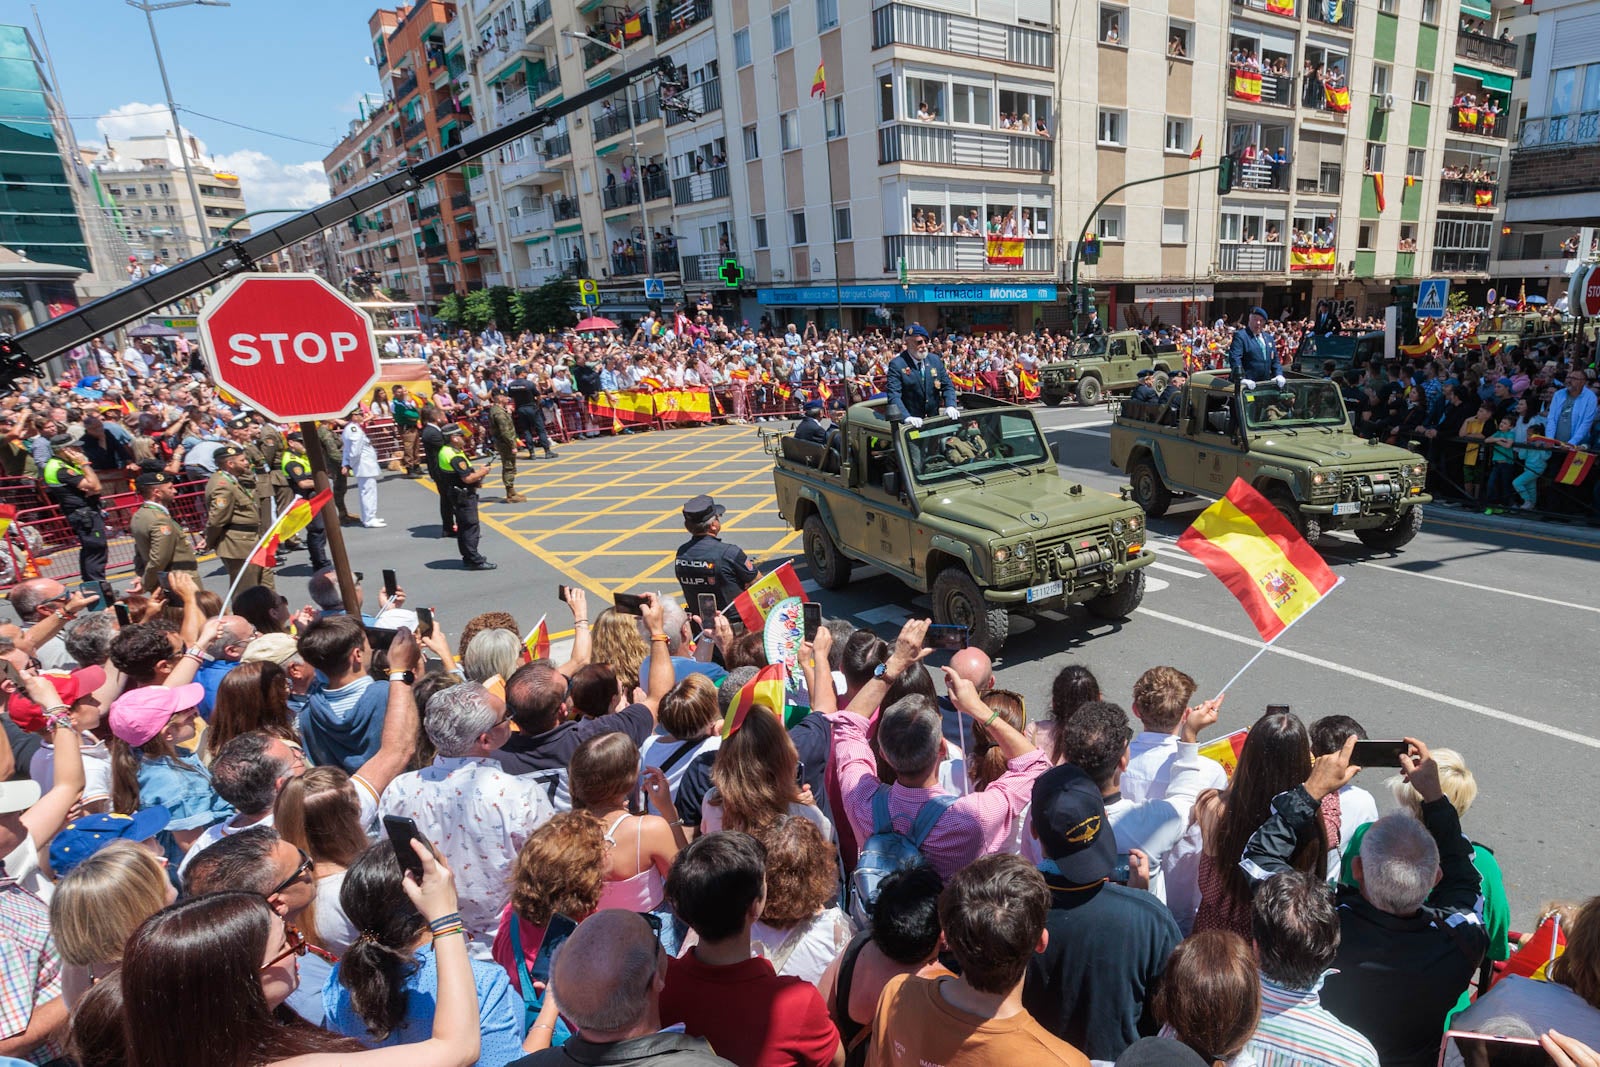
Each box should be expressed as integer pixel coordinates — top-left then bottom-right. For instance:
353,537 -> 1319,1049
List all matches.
299,421 -> 362,616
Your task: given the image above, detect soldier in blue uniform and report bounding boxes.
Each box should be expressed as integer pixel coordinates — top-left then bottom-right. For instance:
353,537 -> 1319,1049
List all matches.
885,325 -> 959,427
1226,306 -> 1285,388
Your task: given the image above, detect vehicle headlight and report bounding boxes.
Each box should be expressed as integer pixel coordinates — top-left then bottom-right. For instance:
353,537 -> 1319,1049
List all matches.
1111,518 -> 1126,535
994,546 -> 1010,564
1408,462 -> 1426,478
1311,472 -> 1326,486
1014,541 -> 1030,560
1126,514 -> 1142,531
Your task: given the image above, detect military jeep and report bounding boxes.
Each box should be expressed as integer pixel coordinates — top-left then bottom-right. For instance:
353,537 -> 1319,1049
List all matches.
1108,370 -> 1430,549
769,395 -> 1154,654
1038,331 -> 1179,407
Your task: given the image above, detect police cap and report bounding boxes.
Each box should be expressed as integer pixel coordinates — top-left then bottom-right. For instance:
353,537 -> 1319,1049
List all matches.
1136,369 -> 1154,379
682,494 -> 726,524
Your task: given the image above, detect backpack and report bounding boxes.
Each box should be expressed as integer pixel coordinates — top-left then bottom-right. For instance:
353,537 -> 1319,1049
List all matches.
848,787 -> 957,927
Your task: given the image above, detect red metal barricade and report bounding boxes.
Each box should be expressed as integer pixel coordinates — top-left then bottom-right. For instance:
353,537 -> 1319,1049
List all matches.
1,479 -> 210,590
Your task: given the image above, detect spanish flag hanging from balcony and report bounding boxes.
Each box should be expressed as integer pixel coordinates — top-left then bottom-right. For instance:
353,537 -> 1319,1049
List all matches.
1323,84 -> 1351,112
622,12 -> 644,40
1289,245 -> 1336,271
1457,105 -> 1480,128
811,63 -> 826,99
1474,188 -> 1494,207
985,236 -> 1025,265
1266,0 -> 1296,15
1372,171 -> 1386,212
1232,70 -> 1262,101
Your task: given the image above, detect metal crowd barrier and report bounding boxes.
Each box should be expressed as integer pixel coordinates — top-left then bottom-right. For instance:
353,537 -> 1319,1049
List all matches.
1,479 -> 211,590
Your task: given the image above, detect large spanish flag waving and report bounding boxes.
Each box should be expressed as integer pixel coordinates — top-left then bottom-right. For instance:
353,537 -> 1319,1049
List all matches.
249,489 -> 332,569
730,560 -> 807,632
1178,479 -> 1342,642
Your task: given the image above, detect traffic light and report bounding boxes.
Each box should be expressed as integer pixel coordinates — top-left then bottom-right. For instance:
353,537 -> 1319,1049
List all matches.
1081,233 -> 1101,266
1391,285 -> 1419,346
1077,287 -> 1096,317
1217,156 -> 1235,195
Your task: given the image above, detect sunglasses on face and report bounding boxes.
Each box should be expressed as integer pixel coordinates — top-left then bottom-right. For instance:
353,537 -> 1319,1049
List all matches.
268,847 -> 314,899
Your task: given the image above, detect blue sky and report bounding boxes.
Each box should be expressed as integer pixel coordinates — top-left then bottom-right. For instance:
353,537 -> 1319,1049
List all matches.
9,0 -> 392,206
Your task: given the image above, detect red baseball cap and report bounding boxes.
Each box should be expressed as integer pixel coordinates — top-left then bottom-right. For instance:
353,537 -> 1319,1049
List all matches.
7,666 -> 107,734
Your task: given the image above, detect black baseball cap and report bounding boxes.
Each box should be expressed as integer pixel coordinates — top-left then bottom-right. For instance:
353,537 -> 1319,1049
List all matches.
682,494 -> 726,523
135,469 -> 174,490
1031,764 -> 1117,885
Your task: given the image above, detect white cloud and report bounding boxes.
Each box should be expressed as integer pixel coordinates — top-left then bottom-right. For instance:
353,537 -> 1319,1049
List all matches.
95,101 -> 185,146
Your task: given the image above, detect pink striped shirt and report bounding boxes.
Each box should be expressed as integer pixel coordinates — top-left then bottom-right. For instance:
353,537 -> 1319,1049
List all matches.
828,710 -> 1048,879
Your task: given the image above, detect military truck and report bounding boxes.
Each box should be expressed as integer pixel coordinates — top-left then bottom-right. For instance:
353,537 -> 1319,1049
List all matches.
1464,312 -> 1567,358
1291,330 -> 1385,376
1109,371 -> 1430,549
770,395 -> 1154,654
1038,331 -> 1179,407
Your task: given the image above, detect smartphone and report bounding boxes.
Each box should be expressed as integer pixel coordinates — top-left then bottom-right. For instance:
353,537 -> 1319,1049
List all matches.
1110,852 -> 1132,884
1350,739 -> 1412,767
157,571 -> 174,597
1266,703 -> 1291,714
698,593 -> 719,624
382,814 -> 433,881
114,603 -> 131,627
796,760 -> 807,786
1444,1031 -> 1558,1067
382,569 -> 398,597
924,623 -> 970,650
530,913 -> 579,987
802,602 -> 822,641
613,592 -> 647,616
416,607 -> 434,640
557,583 -> 569,603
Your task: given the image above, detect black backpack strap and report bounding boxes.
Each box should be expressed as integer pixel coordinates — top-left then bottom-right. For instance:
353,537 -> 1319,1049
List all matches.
656,737 -> 704,775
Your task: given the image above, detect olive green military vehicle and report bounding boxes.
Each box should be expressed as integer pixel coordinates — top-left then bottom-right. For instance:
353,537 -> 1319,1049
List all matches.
1463,312 -> 1567,358
1109,371 -> 1430,549
769,396 -> 1154,654
1038,331 -> 1180,406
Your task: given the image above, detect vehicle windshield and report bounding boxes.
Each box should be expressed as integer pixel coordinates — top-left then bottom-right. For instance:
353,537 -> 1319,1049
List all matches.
1241,380 -> 1348,430
1070,336 -> 1105,358
904,409 -> 1050,484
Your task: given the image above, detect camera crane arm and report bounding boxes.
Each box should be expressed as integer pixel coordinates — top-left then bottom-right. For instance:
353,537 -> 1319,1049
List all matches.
0,55 -> 683,386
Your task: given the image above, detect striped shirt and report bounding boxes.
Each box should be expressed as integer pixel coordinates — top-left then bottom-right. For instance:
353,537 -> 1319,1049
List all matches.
1246,973 -> 1379,1067
0,877 -> 64,1065
828,710 -> 1047,879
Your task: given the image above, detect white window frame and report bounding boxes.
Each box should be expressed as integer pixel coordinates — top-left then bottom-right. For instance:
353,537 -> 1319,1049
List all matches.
753,215 -> 769,248
780,111 -> 801,150
1161,209 -> 1188,244
825,96 -> 846,139
772,7 -> 793,52
816,0 -> 839,31
1365,142 -> 1386,172
1405,147 -> 1426,177
1168,19 -> 1193,61
1413,73 -> 1432,103
1164,116 -> 1191,153
733,28 -> 752,68
1421,0 -> 1438,21
1096,206 -> 1125,241
1097,108 -> 1126,146
743,124 -> 760,159
1372,64 -> 1391,97
1099,4 -> 1127,46
791,209 -> 808,244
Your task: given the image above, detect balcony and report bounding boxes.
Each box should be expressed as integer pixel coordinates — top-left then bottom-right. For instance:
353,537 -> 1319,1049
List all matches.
421,241 -> 448,258
450,190 -> 473,210
550,195 -> 581,221
561,255 -> 588,277
1515,110 -> 1599,150
529,75 -> 559,99
458,233 -> 479,251
500,156 -> 550,186
593,104 -> 633,142
1304,84 -> 1352,123
665,77 -> 720,126
644,171 -> 670,201
1232,0 -> 1298,18
509,208 -> 552,236
444,16 -> 462,51
541,132 -> 571,159
603,182 -> 642,210
883,234 -> 1056,274
403,117 -> 427,141
680,252 -> 728,283
872,2 -> 1053,68
484,270 -> 505,287
582,39 -> 619,70
395,70 -> 419,99
633,94 -> 661,125
1229,68 -> 1295,108
525,0 -> 552,33
468,173 -> 489,199
1234,154 -> 1291,191
1439,178 -> 1497,209
878,122 -> 1053,173
516,267 -> 548,287
658,0 -> 713,42
1432,249 -> 1489,273
672,165 -> 730,205
1456,30 -> 1517,70
1450,103 -> 1507,138
434,95 -> 459,120
419,201 -> 442,220
1217,242 -> 1286,273
1307,0 -> 1355,29
495,89 -> 534,127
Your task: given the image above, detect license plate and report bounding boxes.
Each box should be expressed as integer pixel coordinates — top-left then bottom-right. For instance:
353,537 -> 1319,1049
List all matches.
1332,502 -> 1360,516
1026,580 -> 1064,603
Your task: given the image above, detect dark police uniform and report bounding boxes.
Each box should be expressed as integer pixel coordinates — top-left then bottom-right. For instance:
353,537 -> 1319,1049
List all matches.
420,418 -> 456,536
41,439 -> 107,592
507,374 -> 557,458
884,346 -> 958,423
436,438 -> 493,569
129,470 -> 197,593
281,441 -> 330,570
1129,371 -> 1161,403
674,494 -> 758,610
1159,375 -> 1187,424
1226,313 -> 1281,382
794,405 -> 830,446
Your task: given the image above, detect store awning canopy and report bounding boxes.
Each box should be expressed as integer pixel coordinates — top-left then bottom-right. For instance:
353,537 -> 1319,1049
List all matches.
1454,63 -> 1513,93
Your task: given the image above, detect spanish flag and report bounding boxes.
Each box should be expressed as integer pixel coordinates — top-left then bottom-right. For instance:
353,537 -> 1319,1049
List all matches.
523,615 -> 551,661
1018,368 -> 1040,399
622,13 -> 644,40
730,560 -> 807,632
1372,172 -> 1386,212
1178,478 -> 1342,642
1198,727 -> 1250,776
0,504 -> 14,541
1189,136 -> 1203,161
1556,450 -> 1595,487
985,236 -> 1024,265
811,62 -> 826,99
249,489 -> 332,569
722,663 -> 788,738
1474,188 -> 1494,207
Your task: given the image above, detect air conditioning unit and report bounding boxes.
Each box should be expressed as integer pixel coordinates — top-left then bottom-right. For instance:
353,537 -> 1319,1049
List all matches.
1378,92 -> 1396,111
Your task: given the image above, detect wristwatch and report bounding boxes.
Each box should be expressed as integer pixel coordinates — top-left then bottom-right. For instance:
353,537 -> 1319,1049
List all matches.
873,662 -> 900,682
387,670 -> 416,685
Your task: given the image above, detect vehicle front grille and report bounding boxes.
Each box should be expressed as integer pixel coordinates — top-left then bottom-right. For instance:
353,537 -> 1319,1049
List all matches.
1035,531 -> 1118,582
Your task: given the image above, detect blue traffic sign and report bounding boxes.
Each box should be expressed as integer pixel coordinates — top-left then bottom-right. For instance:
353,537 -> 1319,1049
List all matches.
643,278 -> 666,300
1415,278 -> 1449,319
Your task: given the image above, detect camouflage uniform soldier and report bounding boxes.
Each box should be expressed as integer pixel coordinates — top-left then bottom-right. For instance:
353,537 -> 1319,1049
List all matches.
489,392 -> 525,503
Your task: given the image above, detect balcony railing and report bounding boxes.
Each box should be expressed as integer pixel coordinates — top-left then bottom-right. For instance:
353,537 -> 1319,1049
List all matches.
665,78 -> 720,126
529,75 -> 559,99
403,117 -> 427,140
1232,0 -> 1298,17
1218,242 -> 1287,273
1449,104 -> 1507,138
509,209 -> 551,236
444,16 -> 462,50
1439,178 -> 1497,208
1517,110 -> 1600,150
1304,83 -> 1352,122
499,157 -> 549,185
516,267 -> 549,287
495,90 -> 534,127
883,234 -> 1056,274
1307,0 -> 1355,29
1456,30 -> 1517,70
395,71 -> 419,99
525,0 -> 552,32
644,171 -> 670,202
550,195 -> 581,221
542,132 -> 572,158
1228,69 -> 1295,107
450,190 -> 473,210
458,233 -> 479,251
583,40 -> 619,69
421,241 -> 448,257
561,255 -> 588,277
657,0 -> 713,42
419,201 -> 442,220
1234,155 -> 1291,191
672,165 -> 730,205
603,182 -> 642,210
680,252 -> 729,282
878,122 -> 1053,172
872,2 -> 1053,68
434,95 -> 459,120
633,94 -> 661,124
468,173 -> 489,199
593,105 -> 632,142
1432,249 -> 1489,273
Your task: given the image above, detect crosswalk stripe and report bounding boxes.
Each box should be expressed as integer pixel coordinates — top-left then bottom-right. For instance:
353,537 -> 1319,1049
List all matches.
1150,560 -> 1206,579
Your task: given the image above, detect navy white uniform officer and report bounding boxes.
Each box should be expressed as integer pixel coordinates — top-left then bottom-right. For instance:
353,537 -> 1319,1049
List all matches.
1226,306 -> 1285,388
885,324 -> 959,427
674,494 -> 759,610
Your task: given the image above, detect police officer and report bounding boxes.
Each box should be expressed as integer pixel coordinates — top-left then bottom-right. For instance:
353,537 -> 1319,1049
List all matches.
885,325 -> 959,428
674,494 -> 759,610
507,366 -> 559,460
281,432 -> 330,570
1226,306 -> 1284,388
436,427 -> 495,571
793,400 -> 830,446
41,435 -> 108,597
207,444 -> 272,591
419,404 -> 457,537
1130,369 -> 1161,403
130,468 -> 197,594
488,391 -> 525,503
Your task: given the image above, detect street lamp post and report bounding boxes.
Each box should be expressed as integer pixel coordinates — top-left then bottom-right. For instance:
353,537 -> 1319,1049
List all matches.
562,31 -> 653,277
127,0 -> 229,262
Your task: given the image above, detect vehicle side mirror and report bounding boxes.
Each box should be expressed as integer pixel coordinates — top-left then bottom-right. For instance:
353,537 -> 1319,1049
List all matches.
1050,443 -> 1061,464
1207,410 -> 1231,434
882,471 -> 899,497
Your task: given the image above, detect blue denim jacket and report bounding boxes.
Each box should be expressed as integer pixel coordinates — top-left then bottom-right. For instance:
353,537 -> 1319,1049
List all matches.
138,752 -> 233,833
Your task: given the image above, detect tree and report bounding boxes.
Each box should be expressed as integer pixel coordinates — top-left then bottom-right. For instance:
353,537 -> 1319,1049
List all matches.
463,288 -> 495,332
1448,289 -> 1470,314
435,292 -> 464,329
517,279 -> 579,333
487,285 -> 519,332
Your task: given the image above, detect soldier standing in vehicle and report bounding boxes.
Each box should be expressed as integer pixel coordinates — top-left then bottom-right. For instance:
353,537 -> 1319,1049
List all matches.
674,494 -> 759,610
885,325 -> 960,428
436,426 -> 495,571
207,445 -> 272,591
488,391 -> 525,503
281,432 -> 330,570
130,468 -> 197,593
41,435 -> 108,598
1227,306 -> 1285,388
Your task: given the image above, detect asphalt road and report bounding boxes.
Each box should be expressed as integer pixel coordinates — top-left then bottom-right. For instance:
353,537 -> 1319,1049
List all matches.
245,407 -> 1600,929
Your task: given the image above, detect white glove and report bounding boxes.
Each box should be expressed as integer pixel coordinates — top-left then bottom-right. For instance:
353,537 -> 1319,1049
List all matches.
903,416 -> 923,429
942,407 -> 961,421
1241,378 -> 1257,390
1273,375 -> 1286,388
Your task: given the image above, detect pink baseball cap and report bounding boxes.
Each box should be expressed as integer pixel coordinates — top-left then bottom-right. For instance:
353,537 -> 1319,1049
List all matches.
108,683 -> 205,747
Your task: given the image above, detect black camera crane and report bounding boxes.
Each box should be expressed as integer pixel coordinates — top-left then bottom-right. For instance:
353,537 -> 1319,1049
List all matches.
0,56 -> 685,389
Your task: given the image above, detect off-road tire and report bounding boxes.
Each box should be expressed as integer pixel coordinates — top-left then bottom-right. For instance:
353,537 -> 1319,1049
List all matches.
1076,376 -> 1103,405
1355,505 -> 1423,551
1129,458 -> 1172,519
1086,568 -> 1146,620
1266,485 -> 1323,543
803,514 -> 853,590
931,567 -> 1010,656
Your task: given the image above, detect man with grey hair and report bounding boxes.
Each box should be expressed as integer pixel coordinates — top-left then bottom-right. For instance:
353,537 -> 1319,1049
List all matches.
63,611 -> 117,668
633,591 -> 725,686
378,680 -> 553,960
1241,736 -> 1485,1067
508,909 -> 735,1067
195,614 -> 256,718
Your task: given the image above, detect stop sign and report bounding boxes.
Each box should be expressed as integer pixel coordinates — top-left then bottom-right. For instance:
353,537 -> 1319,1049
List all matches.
1586,266 -> 1600,318
199,273 -> 381,423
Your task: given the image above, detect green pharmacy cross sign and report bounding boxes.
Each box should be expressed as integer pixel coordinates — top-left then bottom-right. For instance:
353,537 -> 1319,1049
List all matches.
719,259 -> 745,288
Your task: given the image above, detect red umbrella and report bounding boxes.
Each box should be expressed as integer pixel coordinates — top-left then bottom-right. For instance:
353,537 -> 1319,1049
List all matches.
575,316 -> 618,332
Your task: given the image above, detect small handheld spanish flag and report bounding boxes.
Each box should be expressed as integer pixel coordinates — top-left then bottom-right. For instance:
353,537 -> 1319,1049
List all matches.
722,663 -> 788,738
523,615 -> 551,661
811,62 -> 826,99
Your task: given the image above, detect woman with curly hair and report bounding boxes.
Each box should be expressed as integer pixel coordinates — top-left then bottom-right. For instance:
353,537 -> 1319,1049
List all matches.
590,609 -> 647,689
491,811 -> 609,994
1033,664 -> 1101,764
751,816 -> 851,985
455,611 -> 519,661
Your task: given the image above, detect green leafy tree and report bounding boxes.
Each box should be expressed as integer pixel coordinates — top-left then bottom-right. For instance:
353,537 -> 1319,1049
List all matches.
1448,289 -> 1470,314
517,279 -> 579,333
463,288 -> 495,332
435,292 -> 464,329
487,285 -> 519,332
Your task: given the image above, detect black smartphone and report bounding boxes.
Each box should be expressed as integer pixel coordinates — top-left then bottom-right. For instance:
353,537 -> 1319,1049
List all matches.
796,760 -> 807,786
613,592 -> 647,616
530,913 -> 579,987
1110,852 -> 1132,884
382,569 -> 398,597
416,607 -> 434,640
157,571 -> 174,597
382,814 -> 433,881
1350,739 -> 1411,767
1266,703 -> 1291,714
802,602 -> 822,641
114,603 -> 131,627
1444,1032 -> 1558,1067
924,623 -> 970,650
557,583 -> 569,603
697,593 -> 719,624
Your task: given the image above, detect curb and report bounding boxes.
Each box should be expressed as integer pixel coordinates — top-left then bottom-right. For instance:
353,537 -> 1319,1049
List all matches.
1426,500 -> 1600,545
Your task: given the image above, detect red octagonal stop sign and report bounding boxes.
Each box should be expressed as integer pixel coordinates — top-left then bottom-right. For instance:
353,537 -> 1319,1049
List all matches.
199,273 -> 381,423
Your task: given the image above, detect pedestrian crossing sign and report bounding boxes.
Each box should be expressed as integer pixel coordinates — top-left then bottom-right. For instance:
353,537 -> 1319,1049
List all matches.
1415,278 -> 1449,319
644,278 -> 666,300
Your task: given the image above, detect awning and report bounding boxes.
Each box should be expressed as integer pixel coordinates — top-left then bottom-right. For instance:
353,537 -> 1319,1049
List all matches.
1454,63 -> 1513,93
524,235 -> 552,245
596,143 -> 622,157
1459,0 -> 1492,18
554,222 -> 583,236
488,58 -> 528,86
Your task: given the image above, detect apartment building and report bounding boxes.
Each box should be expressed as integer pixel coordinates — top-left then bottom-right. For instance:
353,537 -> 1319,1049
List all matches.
92,133 -> 251,266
